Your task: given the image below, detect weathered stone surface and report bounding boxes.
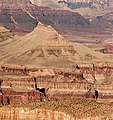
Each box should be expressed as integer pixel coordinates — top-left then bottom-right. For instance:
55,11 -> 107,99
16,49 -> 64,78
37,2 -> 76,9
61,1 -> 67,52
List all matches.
0,60 -> 113,102
0,0 -> 90,31
0,107 -> 74,120
0,23 -> 106,68
0,26 -> 16,42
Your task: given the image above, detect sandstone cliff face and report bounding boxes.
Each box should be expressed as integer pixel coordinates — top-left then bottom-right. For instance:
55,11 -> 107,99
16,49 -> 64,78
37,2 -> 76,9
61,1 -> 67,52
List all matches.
1,93 -> 113,120
0,24 -> 112,99
0,107 -> 74,120
0,61 -> 113,99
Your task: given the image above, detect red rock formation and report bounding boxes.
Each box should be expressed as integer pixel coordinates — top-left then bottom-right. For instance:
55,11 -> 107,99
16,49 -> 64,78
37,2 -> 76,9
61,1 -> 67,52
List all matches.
0,0 -> 90,32
0,61 -> 113,103
0,88 -> 40,105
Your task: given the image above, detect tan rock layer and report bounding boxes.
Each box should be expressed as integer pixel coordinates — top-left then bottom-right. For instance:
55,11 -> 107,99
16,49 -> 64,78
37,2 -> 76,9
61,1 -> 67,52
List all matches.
0,107 -> 74,120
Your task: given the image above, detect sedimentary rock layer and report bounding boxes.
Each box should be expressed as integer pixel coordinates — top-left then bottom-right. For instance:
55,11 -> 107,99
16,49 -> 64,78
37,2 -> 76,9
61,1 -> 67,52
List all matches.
0,0 -> 90,31
0,107 -> 74,120
0,23 -> 106,68
0,61 -> 113,100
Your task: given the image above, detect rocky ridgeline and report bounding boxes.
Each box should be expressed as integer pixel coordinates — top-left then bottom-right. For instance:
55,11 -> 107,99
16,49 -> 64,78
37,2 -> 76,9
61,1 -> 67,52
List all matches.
29,0 -> 111,10
0,23 -> 105,67
0,0 -> 90,31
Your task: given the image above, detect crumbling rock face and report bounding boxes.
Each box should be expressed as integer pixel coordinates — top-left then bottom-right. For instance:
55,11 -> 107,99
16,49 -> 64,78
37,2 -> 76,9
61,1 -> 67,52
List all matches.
0,61 -> 113,102
0,89 -> 40,105
0,7 -> 38,31
0,107 -> 74,120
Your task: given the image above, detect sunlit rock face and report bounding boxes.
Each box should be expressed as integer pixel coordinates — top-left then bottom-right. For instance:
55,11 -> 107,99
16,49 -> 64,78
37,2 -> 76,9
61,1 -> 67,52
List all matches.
0,23 -> 104,67
29,0 -> 43,6
0,107 -> 74,120
29,0 -> 60,6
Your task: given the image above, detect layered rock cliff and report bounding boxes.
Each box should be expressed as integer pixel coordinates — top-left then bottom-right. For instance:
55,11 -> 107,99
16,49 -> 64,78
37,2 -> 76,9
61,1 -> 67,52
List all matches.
0,61 -> 113,99
0,0 -> 113,46
0,2 -> 90,31
0,23 -> 106,68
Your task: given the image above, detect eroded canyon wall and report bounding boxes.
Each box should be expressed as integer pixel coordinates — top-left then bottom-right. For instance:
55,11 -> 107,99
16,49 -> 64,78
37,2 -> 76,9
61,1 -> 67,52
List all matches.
0,107 -> 74,120
0,1 -> 90,31
0,61 -> 113,102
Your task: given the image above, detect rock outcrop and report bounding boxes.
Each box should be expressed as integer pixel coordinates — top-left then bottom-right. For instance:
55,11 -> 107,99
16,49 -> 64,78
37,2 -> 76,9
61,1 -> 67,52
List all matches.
0,61 -> 113,101
0,26 -> 21,48
0,23 -> 106,67
0,23 -> 112,103
0,26 -> 12,41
